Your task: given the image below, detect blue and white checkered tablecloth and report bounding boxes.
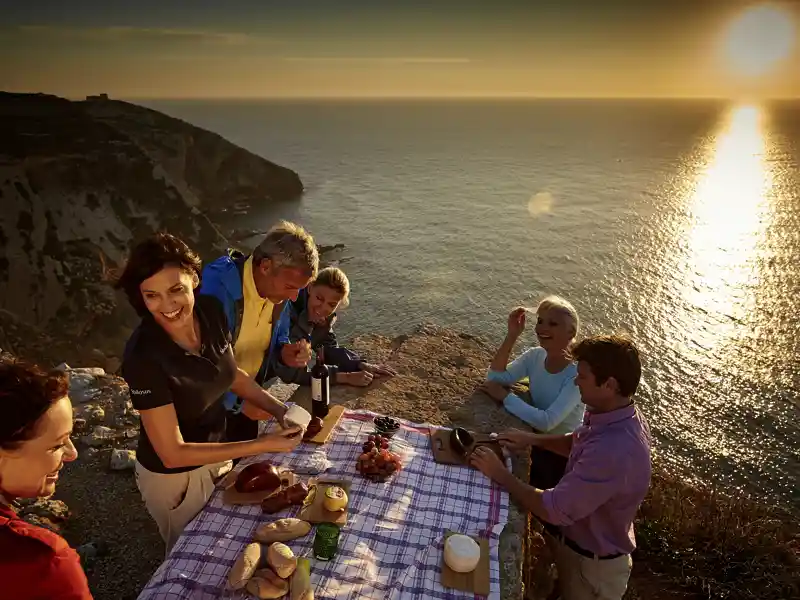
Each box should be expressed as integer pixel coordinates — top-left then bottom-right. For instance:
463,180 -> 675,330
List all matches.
137,410 -> 510,600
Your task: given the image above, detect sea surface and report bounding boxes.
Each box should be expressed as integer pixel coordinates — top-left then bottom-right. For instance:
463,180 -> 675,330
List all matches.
143,98 -> 800,509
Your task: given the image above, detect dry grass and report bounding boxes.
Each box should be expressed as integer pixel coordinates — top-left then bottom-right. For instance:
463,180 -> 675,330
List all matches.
523,466 -> 799,600
635,469 -> 799,600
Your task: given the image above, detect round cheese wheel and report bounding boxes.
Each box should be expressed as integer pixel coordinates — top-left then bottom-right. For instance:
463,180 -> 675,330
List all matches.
444,534 -> 481,573
285,405 -> 312,429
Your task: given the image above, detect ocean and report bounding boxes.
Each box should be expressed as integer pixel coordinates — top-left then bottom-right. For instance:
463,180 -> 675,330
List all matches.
142,98 -> 800,509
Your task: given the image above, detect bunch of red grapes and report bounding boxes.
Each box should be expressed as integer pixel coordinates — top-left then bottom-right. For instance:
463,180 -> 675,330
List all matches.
355,434 -> 403,482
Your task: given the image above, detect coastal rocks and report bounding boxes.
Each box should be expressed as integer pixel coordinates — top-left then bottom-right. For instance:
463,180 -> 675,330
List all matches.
22,513 -> 63,534
76,541 -> 109,567
16,498 -> 71,533
0,92 -> 304,368
84,425 -> 115,447
68,371 -> 103,404
110,449 -> 136,471
74,405 -> 105,424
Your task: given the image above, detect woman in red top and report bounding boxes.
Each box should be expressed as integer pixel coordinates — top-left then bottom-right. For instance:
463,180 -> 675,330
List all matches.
0,357 -> 93,599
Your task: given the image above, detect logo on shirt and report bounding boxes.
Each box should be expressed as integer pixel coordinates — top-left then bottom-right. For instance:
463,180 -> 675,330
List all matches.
130,389 -> 152,395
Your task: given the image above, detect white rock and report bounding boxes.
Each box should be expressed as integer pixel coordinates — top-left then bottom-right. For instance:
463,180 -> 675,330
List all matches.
55,362 -> 71,372
71,367 -> 106,376
69,372 -> 101,404
110,449 -> 136,470
84,425 -> 115,447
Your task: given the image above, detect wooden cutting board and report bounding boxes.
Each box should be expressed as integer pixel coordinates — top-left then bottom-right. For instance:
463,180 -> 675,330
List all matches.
440,531 -> 490,595
429,428 -> 504,467
296,479 -> 351,526
304,404 -> 345,444
221,470 -> 299,506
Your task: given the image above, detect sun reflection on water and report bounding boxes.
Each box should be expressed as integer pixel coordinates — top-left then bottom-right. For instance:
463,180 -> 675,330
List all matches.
681,104 -> 774,357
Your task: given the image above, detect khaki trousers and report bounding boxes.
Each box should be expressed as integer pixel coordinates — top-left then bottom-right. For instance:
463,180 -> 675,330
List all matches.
545,531 -> 632,600
134,460 -> 232,556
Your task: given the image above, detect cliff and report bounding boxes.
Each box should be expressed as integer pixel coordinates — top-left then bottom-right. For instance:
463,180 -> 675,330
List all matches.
0,92 -> 303,368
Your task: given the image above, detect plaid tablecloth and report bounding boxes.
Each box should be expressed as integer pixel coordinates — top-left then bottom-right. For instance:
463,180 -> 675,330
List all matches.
137,410 -> 510,600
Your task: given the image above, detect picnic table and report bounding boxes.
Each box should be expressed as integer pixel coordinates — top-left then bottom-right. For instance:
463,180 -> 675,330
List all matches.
137,409 -> 511,600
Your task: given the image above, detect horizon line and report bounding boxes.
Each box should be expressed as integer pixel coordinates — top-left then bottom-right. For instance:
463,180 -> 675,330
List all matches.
82,94 -> 800,102
5,90 -> 799,102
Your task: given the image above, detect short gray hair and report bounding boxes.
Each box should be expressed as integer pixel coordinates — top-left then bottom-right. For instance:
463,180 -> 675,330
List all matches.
252,220 -> 318,277
536,295 -> 580,340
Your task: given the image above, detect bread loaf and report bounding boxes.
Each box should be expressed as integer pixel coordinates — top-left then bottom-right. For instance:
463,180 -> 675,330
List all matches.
267,542 -> 297,579
254,518 -> 312,543
227,542 -> 261,590
291,557 -> 314,600
247,569 -> 290,599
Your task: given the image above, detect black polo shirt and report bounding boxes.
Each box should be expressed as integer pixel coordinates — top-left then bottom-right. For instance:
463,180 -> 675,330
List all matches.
122,295 -> 237,474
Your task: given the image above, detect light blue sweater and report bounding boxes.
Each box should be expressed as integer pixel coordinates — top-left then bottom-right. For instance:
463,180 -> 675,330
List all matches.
488,346 -> 584,434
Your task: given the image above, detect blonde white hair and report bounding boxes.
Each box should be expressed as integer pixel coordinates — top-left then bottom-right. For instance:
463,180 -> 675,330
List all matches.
536,295 -> 580,340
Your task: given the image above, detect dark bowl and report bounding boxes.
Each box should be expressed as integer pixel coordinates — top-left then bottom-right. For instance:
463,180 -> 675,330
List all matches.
449,427 -> 474,456
374,416 -> 400,433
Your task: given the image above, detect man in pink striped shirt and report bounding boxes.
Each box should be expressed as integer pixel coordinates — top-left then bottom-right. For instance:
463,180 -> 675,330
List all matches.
472,335 -> 652,600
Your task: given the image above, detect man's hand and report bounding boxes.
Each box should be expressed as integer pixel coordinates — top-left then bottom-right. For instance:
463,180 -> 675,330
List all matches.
337,371 -> 374,387
497,428 -> 536,454
478,380 -> 510,404
281,340 -> 312,368
469,446 -> 509,483
361,362 -> 397,377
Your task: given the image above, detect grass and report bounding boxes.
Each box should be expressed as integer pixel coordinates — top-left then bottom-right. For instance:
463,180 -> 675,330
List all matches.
523,466 -> 800,600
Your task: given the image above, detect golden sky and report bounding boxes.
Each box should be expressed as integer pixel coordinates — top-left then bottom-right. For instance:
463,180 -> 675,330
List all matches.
1,0 -> 799,99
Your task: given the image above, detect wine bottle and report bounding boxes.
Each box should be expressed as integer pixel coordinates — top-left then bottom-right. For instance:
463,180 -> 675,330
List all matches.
311,348 -> 330,419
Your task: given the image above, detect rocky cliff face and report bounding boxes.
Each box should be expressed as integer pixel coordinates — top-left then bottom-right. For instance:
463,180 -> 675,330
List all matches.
0,92 -> 304,368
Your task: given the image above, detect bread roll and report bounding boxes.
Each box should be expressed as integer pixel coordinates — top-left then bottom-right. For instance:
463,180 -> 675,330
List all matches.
254,518 -> 312,543
247,570 -> 290,599
227,542 -> 261,590
291,557 -> 313,600
267,542 -> 297,579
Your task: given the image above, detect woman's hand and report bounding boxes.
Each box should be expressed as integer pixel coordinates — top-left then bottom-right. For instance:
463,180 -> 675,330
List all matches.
337,371 -> 374,387
507,307 -> 527,338
255,426 -> 304,453
479,380 -> 510,404
497,428 -> 535,453
361,362 -> 397,377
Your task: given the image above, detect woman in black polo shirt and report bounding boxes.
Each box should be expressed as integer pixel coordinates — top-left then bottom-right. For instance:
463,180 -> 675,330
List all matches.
115,233 -> 304,554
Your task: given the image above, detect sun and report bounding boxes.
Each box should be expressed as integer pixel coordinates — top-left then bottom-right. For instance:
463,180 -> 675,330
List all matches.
723,4 -> 796,77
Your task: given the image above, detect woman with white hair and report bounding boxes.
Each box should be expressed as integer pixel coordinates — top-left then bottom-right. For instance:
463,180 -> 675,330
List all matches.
480,295 -> 584,488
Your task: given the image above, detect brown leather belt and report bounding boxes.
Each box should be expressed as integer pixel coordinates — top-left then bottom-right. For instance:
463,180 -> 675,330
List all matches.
542,522 -> 625,561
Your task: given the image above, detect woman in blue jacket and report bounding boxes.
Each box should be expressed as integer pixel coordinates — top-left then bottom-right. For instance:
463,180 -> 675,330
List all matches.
275,267 -> 396,386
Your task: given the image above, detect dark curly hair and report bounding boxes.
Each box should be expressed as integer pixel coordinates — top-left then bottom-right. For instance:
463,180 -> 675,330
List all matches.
114,232 -> 202,317
571,335 -> 642,398
0,358 -> 70,450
